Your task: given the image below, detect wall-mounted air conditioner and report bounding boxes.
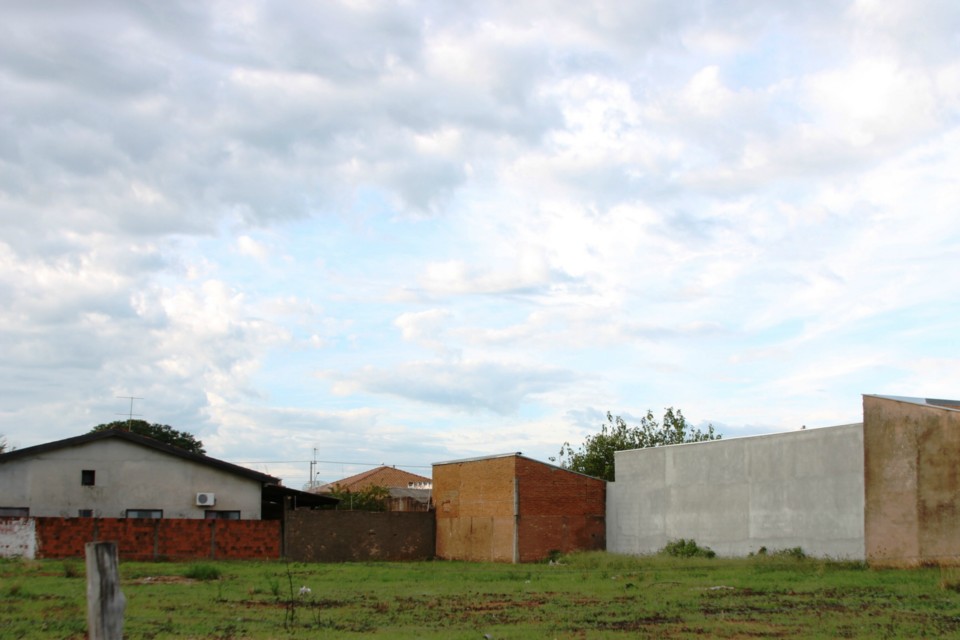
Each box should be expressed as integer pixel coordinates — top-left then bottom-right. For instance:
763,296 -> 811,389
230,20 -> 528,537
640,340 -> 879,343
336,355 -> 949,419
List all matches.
196,492 -> 216,507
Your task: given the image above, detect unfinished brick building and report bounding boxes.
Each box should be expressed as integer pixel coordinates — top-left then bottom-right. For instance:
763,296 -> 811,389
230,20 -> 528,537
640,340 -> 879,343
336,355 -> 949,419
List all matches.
433,453 -> 605,563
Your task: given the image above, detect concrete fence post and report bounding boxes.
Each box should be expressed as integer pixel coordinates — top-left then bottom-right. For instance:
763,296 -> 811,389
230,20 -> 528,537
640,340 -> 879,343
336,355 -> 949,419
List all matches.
85,541 -> 125,640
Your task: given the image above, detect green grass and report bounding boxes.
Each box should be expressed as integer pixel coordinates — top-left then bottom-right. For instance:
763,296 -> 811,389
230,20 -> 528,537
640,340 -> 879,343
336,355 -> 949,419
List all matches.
1,553 -> 959,638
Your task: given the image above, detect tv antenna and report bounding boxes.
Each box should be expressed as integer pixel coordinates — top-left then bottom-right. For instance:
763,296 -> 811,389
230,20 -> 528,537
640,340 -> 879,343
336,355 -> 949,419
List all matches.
116,396 -> 143,428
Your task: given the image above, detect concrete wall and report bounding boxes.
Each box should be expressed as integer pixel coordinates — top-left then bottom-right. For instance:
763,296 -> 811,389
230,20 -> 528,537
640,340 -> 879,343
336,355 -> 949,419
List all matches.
607,424 -> 865,559
0,439 -> 264,519
284,510 -> 435,562
864,396 -> 960,566
0,517 -> 35,558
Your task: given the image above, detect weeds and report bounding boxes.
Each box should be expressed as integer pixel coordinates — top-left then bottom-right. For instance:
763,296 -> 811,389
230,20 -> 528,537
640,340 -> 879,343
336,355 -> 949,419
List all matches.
660,538 -> 716,558
750,546 -> 808,560
940,567 -> 960,593
183,563 -> 222,581
62,560 -> 82,578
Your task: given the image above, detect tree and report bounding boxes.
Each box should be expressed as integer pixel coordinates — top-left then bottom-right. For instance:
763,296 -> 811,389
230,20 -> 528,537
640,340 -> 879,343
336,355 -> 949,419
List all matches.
0,435 -> 7,454
556,408 -> 720,481
91,420 -> 206,455
327,484 -> 390,511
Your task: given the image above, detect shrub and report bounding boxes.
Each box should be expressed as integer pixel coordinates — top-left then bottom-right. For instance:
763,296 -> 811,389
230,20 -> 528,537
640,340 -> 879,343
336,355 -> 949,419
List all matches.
772,547 -> 807,560
660,538 -> 716,559
62,561 -> 81,578
183,564 -> 221,581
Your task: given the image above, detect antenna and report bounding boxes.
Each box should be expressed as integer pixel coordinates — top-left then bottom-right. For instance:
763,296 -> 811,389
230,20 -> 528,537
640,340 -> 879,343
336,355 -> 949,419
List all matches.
306,447 -> 319,491
115,396 -> 143,429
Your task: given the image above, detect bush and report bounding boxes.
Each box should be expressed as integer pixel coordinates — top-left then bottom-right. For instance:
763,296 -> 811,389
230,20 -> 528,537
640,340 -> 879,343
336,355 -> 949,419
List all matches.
660,538 -> 716,559
183,564 -> 221,581
750,546 -> 808,560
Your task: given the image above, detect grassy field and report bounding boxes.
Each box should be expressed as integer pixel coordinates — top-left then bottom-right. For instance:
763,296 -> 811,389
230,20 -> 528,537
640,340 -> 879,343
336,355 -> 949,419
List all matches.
1,552 -> 959,639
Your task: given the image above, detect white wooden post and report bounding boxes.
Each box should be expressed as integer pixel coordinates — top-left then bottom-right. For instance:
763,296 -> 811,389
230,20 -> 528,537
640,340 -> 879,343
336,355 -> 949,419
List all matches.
85,541 -> 125,640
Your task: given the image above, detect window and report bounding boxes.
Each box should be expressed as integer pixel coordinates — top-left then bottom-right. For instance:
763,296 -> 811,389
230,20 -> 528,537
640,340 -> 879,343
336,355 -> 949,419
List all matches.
125,509 -> 162,519
0,507 -> 29,517
78,509 -> 94,518
81,469 -> 96,486
204,510 -> 240,520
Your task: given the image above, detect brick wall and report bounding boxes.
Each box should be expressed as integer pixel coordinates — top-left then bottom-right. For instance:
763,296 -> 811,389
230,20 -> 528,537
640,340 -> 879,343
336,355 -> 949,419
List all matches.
16,517 -> 281,560
433,455 -> 607,563
284,510 -> 435,562
434,456 -> 517,562
516,457 -> 606,562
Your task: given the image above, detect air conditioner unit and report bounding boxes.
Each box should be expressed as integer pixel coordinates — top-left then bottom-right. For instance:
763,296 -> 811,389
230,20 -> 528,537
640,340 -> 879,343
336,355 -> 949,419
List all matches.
196,492 -> 216,507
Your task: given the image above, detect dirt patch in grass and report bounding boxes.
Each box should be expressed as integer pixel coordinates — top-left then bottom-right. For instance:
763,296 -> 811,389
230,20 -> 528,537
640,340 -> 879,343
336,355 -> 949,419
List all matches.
132,575 -> 196,585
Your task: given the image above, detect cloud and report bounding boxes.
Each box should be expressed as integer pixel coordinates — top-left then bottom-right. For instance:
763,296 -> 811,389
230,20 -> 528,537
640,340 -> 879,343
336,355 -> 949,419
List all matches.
329,360 -> 582,415
1,1 -> 959,486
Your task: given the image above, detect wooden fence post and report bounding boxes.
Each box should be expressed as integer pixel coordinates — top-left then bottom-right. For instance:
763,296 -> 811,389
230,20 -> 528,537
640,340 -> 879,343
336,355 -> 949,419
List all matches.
86,541 -> 125,640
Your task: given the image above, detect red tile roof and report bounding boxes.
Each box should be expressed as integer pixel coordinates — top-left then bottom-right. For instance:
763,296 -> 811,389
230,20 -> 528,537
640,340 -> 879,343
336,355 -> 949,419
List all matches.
315,465 -> 431,493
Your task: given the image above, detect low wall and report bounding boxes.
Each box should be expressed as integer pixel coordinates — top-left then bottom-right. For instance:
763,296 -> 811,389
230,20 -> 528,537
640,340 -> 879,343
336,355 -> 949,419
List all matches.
0,517 -> 36,558
607,424 -> 865,559
284,510 -> 435,562
0,517 -> 281,560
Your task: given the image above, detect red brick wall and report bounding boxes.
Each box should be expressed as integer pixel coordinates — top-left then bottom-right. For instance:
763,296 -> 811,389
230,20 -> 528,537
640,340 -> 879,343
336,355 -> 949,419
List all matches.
516,457 -> 606,562
32,517 -> 280,560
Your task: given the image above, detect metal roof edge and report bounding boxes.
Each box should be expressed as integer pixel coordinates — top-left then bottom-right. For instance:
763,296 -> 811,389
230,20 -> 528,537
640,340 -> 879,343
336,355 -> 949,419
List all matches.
864,394 -> 960,411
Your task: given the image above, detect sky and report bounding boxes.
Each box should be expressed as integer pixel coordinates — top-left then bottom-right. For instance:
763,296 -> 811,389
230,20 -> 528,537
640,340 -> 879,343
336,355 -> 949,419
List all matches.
2,0 -> 959,489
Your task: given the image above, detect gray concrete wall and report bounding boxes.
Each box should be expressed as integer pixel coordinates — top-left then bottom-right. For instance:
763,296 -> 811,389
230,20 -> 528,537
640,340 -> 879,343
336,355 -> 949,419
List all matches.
0,439 -> 263,519
607,423 -> 865,559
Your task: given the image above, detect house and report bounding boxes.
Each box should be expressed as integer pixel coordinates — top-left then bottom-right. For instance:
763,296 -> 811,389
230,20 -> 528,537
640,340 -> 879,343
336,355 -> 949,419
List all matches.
433,453 -> 606,563
607,394 -> 960,566
314,465 -> 433,512
0,428 -> 335,521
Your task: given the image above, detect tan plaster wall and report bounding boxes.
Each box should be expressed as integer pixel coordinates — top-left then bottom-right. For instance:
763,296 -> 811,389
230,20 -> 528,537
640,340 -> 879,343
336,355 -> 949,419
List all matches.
433,456 -> 517,562
864,396 -> 960,566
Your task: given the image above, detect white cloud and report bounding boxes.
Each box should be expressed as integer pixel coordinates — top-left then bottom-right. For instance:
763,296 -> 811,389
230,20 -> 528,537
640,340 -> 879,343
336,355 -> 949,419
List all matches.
2,1 -> 959,485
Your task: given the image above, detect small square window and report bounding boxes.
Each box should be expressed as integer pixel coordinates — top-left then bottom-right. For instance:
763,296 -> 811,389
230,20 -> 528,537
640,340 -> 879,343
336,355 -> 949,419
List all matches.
81,470 -> 95,486
78,509 -> 94,518
0,507 -> 29,517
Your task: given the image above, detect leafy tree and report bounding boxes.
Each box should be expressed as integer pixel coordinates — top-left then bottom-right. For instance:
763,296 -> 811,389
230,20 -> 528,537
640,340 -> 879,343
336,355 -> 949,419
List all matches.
556,408 -> 720,481
91,419 -> 206,455
0,434 -> 7,454
327,484 -> 390,511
